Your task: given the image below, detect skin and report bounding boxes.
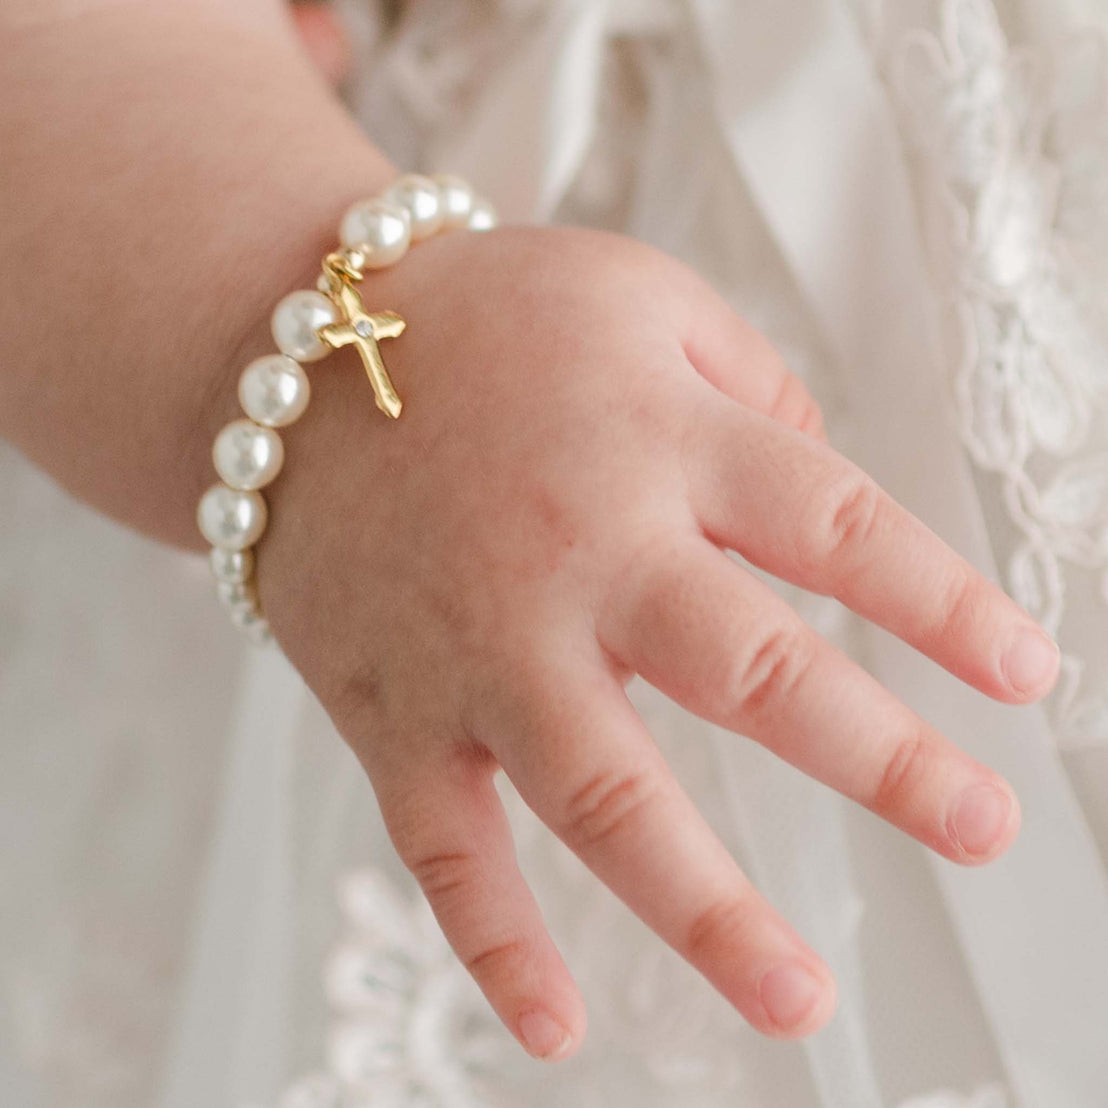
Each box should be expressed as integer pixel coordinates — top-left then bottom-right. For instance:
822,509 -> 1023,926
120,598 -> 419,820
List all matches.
0,0 -> 1060,1064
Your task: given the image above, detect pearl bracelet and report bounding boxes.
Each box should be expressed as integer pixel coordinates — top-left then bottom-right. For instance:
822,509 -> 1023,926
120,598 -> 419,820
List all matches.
196,173 -> 497,644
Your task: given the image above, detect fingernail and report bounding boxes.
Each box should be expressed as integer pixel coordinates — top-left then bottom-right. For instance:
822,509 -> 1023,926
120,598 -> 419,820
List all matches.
950,782 -> 1013,858
759,963 -> 822,1030
518,1008 -> 572,1061
1003,627 -> 1060,695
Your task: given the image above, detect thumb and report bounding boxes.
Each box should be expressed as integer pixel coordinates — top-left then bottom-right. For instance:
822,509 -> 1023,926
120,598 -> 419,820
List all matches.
289,1 -> 353,87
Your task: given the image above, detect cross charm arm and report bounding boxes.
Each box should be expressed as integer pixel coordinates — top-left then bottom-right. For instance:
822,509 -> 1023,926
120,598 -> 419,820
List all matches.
316,277 -> 407,418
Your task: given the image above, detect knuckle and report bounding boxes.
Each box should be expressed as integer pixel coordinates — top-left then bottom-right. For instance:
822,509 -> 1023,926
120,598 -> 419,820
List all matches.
927,566 -> 982,647
684,893 -> 755,963
463,936 -> 528,979
729,627 -> 814,719
559,769 -> 658,850
801,474 -> 883,582
872,732 -> 933,820
408,849 -> 482,901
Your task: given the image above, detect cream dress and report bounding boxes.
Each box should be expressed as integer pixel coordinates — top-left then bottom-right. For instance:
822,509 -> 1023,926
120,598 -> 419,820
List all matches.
2,1 -> 1108,1105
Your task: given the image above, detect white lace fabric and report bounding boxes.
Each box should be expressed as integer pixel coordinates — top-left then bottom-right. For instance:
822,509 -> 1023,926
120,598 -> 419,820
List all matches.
264,863 -> 1009,1108
883,0 -> 1108,753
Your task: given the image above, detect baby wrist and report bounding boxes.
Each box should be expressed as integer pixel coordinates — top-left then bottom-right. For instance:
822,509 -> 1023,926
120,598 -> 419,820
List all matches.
195,172 -> 497,645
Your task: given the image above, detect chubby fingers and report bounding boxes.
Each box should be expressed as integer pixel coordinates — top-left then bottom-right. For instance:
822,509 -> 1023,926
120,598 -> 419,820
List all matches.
372,746 -> 586,1061
682,389 -> 1060,705
478,646 -> 838,1039
599,531 -> 1021,864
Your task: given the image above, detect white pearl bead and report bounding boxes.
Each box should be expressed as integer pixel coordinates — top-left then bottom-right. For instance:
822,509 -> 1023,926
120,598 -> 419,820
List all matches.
467,198 -> 497,231
197,483 -> 267,550
383,173 -> 444,241
216,578 -> 259,610
238,354 -> 311,427
212,418 -> 284,491
432,173 -> 476,228
209,546 -> 254,583
338,198 -> 411,268
271,290 -> 340,362
230,606 -> 272,644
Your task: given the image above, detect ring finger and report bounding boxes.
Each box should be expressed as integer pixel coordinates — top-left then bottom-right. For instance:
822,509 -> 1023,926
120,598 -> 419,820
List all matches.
597,532 -> 1021,864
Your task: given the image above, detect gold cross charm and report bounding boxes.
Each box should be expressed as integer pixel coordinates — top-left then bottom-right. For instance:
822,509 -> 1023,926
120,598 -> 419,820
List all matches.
316,252 -> 407,419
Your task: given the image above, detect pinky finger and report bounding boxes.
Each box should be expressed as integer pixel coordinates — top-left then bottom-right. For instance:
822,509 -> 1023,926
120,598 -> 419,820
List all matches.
372,746 -> 586,1062
672,266 -> 826,441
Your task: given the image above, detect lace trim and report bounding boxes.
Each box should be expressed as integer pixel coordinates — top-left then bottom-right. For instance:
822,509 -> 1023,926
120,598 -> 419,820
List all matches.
887,0 -> 1108,750
256,869 -> 506,1108
256,867 -> 1010,1108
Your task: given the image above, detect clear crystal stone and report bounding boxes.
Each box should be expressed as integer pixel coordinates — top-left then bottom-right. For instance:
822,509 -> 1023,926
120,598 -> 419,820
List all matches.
354,319 -> 374,339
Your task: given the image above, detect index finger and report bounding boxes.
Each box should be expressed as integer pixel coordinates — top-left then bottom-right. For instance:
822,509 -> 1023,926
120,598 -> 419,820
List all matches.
682,388 -> 1060,705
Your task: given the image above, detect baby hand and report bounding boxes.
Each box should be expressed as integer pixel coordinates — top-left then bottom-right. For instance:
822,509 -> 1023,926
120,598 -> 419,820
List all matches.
254,225 -> 1059,1060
